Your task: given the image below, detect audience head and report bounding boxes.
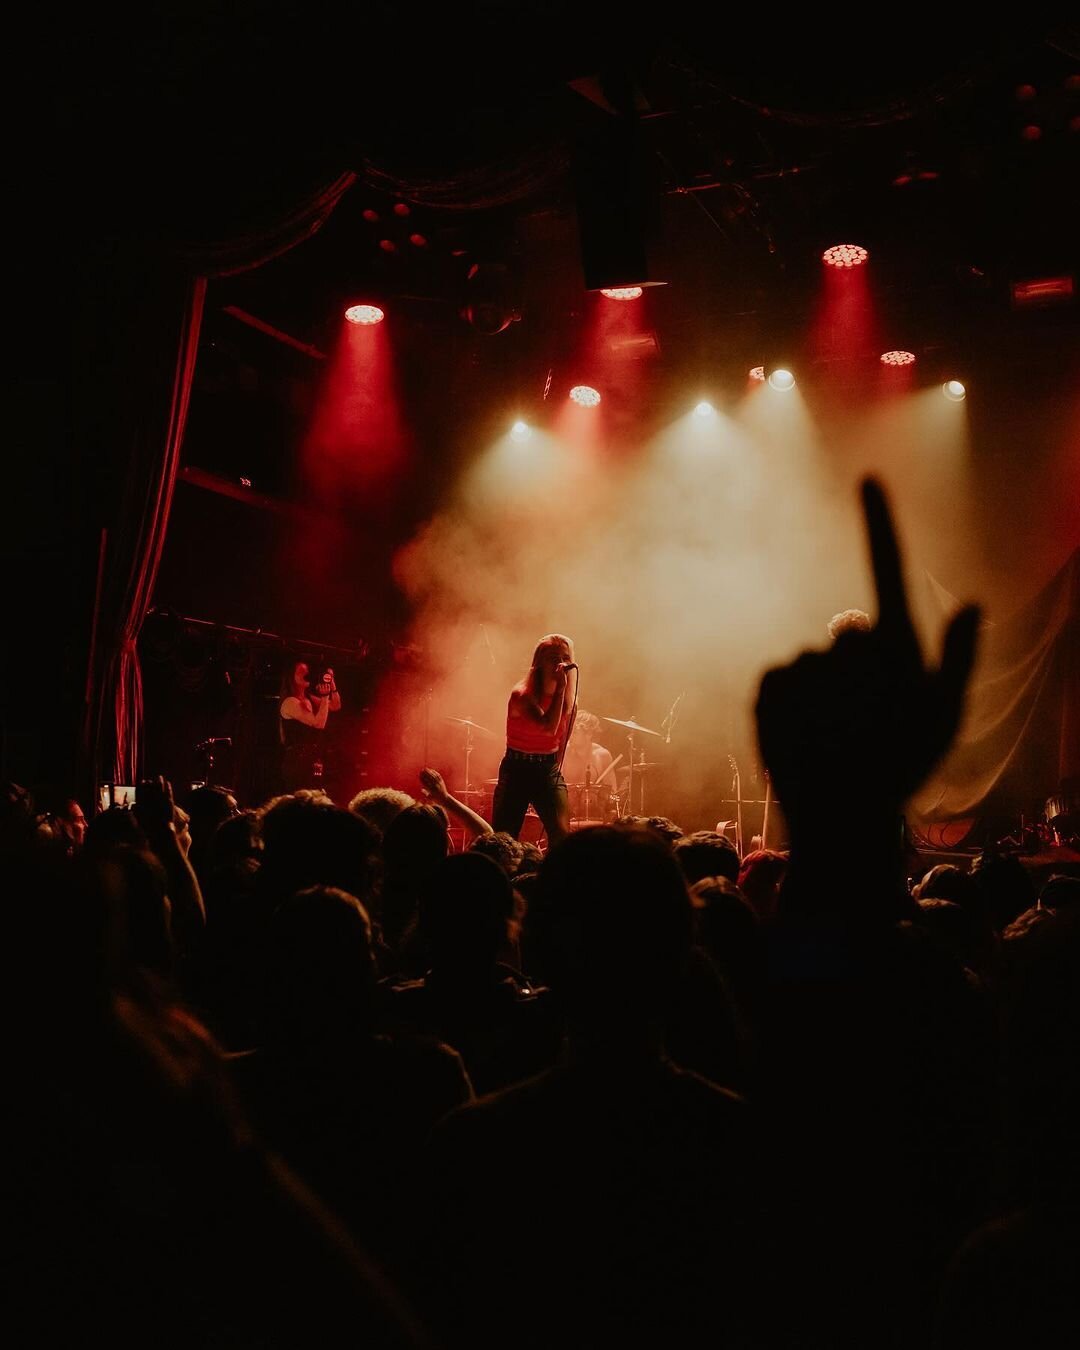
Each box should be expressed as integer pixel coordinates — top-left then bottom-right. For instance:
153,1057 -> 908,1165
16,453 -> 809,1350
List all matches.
1039,873 -> 1080,913
674,830 -> 740,885
84,805 -> 148,856
381,803 -> 450,880
184,785 -> 239,857
972,849 -> 1038,930
534,824 -> 693,1040
912,862 -> 977,908
347,786 -> 416,837
736,848 -> 787,922
206,809 -> 261,872
615,815 -> 684,849
690,877 -> 760,985
420,851 -> 517,975
517,842 -> 544,874
259,885 -> 377,1042
915,896 -> 980,970
827,608 -> 871,641
469,831 -> 525,878
86,844 -> 174,981
1,780 -> 39,852
259,795 -> 379,905
33,789 -> 88,852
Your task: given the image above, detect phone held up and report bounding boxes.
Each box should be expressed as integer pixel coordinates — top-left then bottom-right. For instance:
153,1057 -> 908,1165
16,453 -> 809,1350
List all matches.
98,784 -> 137,811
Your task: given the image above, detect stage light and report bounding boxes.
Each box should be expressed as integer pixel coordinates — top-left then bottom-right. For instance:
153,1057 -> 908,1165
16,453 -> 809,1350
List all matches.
569,385 -> 601,407
768,368 -> 795,391
694,400 -> 715,417
880,350 -> 916,366
361,208 -> 379,223
393,202 -> 411,217
942,379 -> 967,402
823,244 -> 868,269
749,366 -> 765,382
510,420 -> 531,442
409,233 -> 428,247
378,239 -> 397,253
344,304 -> 385,325
600,286 -> 644,301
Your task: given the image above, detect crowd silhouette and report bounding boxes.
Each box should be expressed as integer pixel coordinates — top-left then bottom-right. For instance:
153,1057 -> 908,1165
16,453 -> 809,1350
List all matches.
4,481 -> 1077,1347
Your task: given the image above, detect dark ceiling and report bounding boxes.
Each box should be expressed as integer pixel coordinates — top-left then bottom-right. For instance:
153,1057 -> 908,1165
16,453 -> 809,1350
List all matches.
47,8 -> 1080,505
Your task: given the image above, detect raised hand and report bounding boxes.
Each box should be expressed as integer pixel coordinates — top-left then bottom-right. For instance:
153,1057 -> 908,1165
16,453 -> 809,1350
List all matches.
419,767 -> 449,802
755,479 -> 980,836
133,774 -> 176,838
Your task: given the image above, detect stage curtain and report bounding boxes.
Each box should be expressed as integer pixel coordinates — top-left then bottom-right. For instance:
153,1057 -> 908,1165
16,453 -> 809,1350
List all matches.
909,548 -> 1080,829
85,173 -> 357,787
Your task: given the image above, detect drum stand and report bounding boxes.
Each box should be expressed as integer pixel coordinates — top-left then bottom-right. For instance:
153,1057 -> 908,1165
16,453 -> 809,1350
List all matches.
623,736 -> 653,815
462,721 -> 475,801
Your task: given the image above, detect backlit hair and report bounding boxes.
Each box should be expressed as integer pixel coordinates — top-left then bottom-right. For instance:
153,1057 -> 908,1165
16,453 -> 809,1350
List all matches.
827,608 -> 871,641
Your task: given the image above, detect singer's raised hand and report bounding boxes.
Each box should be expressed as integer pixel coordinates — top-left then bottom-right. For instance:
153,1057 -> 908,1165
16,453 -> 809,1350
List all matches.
755,478 -> 980,836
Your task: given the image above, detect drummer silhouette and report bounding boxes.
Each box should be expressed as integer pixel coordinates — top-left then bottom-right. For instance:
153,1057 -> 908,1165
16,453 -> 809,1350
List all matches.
562,710 -> 617,820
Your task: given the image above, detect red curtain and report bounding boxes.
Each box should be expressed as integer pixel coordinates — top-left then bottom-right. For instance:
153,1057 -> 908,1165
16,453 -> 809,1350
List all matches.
85,173 -> 357,788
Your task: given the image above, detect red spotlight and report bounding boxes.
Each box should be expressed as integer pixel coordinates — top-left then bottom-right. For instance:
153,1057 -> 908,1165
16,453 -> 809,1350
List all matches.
1020,124 -> 1043,142
569,385 -> 601,407
393,202 -> 411,217
749,366 -> 765,382
344,304 -> 385,326
409,233 -> 428,247
361,208 -> 379,223
599,286 -> 644,301
823,244 -> 868,269
880,350 -> 916,366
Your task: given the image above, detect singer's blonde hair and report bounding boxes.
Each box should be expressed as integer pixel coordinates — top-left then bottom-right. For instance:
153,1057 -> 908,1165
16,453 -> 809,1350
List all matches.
521,633 -> 574,696
530,633 -> 574,667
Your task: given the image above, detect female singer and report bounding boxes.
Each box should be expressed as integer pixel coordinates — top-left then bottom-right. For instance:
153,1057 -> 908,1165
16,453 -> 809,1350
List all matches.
492,633 -> 577,848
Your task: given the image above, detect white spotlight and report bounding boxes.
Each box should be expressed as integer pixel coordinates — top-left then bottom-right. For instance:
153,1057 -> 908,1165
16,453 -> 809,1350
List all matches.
694,400 -> 715,418
768,368 -> 795,391
510,419 -> 532,442
942,379 -> 967,402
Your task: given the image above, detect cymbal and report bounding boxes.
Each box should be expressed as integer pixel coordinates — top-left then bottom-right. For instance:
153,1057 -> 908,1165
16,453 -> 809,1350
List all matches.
446,716 -> 494,735
630,762 -> 662,770
603,716 -> 662,737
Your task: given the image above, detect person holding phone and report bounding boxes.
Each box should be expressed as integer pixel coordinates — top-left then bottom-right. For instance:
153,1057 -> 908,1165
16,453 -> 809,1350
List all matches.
491,633 -> 578,849
279,658 -> 342,792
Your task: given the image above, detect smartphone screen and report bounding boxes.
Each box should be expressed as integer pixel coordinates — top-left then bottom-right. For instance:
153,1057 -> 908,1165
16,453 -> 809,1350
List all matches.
112,785 -> 137,809
98,784 -> 111,812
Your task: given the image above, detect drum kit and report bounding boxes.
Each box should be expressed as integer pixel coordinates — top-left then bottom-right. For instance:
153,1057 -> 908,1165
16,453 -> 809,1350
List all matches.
600,715 -> 664,816
443,715 -> 496,808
